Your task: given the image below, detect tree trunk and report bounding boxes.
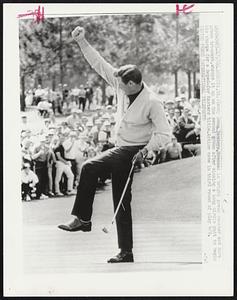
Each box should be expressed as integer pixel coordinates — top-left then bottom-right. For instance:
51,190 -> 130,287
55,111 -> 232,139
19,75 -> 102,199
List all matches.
187,71 -> 191,99
174,70 -> 178,97
174,16 -> 179,97
52,73 -> 56,91
193,71 -> 196,97
101,80 -> 106,105
59,18 -> 63,86
20,75 -> 26,111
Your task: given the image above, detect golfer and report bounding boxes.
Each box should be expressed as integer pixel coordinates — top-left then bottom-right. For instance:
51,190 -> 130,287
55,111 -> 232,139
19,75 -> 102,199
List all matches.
58,26 -> 171,263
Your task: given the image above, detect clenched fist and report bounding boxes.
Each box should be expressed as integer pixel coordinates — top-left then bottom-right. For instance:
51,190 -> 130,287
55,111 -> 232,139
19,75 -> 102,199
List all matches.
71,26 -> 85,42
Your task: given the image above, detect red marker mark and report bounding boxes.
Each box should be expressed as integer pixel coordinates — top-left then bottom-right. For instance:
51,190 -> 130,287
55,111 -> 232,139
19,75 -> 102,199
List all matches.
176,4 -> 195,16
17,5 -> 45,23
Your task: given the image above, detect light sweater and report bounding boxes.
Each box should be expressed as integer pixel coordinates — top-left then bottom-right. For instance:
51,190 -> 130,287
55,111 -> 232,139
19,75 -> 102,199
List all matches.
77,38 -> 171,151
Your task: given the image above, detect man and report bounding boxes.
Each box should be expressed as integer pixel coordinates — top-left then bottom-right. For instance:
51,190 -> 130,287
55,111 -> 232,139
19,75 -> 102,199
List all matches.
66,108 -> 82,129
177,107 -> 196,143
63,131 -> 80,188
32,136 -> 49,199
164,136 -> 182,161
21,162 -> 39,201
54,134 -> 75,196
85,82 -> 94,110
58,26 -> 171,263
78,84 -> 87,111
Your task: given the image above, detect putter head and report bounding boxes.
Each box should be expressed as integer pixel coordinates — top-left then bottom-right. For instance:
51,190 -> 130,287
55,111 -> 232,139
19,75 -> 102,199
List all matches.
102,227 -> 109,234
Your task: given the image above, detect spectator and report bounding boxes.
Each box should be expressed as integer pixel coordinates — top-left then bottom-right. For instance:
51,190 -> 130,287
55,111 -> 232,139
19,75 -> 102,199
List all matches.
164,136 -> 182,161
21,162 -> 39,201
35,84 -> 45,105
21,115 -> 30,131
37,99 -> 52,117
177,107 -> 196,143
66,108 -> 82,129
85,82 -> 94,110
54,134 -> 74,196
78,84 -> 87,111
106,85 -> 115,105
174,96 -> 184,113
63,131 -> 80,188
183,125 -> 201,156
32,136 -> 49,199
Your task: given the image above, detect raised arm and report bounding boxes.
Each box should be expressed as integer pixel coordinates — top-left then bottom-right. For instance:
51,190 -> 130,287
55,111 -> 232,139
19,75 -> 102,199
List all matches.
72,26 -> 118,88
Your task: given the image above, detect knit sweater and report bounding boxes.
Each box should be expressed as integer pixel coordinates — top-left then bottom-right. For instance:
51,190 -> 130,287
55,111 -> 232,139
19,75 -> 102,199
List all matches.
77,38 -> 171,151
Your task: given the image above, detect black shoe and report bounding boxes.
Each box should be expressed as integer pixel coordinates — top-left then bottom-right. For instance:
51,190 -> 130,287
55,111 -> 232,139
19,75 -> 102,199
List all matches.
107,251 -> 134,263
58,218 -> 92,232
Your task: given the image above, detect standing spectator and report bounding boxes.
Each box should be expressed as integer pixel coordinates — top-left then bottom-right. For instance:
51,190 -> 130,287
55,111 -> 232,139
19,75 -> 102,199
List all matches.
47,135 -> 57,197
72,86 -> 80,105
21,140 -> 34,168
37,99 -> 52,117
35,85 -> 45,105
21,115 -> 30,131
85,82 -> 94,110
63,131 -> 80,188
78,84 -> 86,111
55,92 -> 63,115
94,86 -> 102,107
21,162 -> 39,201
54,134 -> 74,196
32,136 -> 49,199
106,85 -> 114,105
63,84 -> 69,102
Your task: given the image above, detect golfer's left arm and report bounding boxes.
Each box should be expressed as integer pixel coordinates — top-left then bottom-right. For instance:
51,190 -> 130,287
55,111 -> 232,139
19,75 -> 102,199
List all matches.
143,101 -> 172,155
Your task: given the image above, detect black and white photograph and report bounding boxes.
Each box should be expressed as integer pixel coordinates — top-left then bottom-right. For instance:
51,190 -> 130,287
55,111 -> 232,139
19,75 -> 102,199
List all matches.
3,3 -> 233,296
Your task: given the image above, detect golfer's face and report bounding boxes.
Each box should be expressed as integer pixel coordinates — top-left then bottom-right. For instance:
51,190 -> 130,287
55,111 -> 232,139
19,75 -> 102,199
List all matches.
118,77 -> 130,95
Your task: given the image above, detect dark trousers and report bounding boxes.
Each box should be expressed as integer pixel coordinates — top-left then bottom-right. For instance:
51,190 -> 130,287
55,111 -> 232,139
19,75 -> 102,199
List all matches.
71,145 -> 144,250
79,97 -> 86,111
22,182 -> 33,200
35,161 -> 48,198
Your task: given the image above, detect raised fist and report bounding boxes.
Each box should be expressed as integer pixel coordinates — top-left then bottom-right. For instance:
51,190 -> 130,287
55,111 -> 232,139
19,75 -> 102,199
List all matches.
72,26 -> 85,42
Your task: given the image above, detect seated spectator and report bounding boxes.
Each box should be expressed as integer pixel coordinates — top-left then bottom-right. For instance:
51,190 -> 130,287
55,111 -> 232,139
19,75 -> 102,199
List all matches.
164,136 -> 182,161
54,134 -> 74,196
183,125 -> 201,156
174,96 -> 184,113
66,108 -> 82,129
37,99 -> 52,117
177,107 -> 196,143
21,162 -> 39,201
165,99 -> 175,111
61,122 -> 71,135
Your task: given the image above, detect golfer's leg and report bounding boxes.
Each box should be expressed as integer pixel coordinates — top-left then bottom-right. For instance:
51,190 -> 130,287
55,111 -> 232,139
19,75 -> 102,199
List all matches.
71,148 -> 117,221
112,164 -> 134,251
111,146 -> 141,251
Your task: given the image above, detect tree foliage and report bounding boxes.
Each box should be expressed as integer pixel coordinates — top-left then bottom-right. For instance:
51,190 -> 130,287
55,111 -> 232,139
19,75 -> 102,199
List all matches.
19,13 -> 199,91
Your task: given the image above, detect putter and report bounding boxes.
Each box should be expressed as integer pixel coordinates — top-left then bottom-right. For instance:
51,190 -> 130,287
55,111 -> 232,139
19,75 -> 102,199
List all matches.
102,160 -> 136,234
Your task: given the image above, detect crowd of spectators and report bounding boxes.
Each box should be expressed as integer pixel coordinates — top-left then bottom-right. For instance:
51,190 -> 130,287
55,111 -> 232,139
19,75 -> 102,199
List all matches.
21,83 -> 201,201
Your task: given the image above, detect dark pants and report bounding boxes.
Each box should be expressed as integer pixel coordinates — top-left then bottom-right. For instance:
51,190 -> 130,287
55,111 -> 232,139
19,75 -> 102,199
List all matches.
79,97 -> 86,111
71,145 -> 144,250
35,161 -> 48,198
22,182 -> 34,200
